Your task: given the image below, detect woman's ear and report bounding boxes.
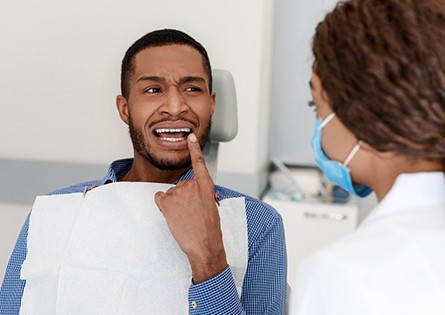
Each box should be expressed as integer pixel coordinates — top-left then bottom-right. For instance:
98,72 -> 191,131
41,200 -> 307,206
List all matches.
116,95 -> 130,125
320,89 -> 330,104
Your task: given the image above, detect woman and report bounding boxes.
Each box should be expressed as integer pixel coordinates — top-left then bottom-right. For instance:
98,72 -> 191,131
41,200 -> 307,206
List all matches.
290,0 -> 445,314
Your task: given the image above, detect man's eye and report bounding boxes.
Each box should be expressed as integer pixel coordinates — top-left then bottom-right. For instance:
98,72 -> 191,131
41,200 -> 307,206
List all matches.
185,86 -> 202,92
145,87 -> 161,93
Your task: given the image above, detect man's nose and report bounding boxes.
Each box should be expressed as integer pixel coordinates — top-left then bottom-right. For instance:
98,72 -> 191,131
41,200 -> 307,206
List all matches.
160,87 -> 188,116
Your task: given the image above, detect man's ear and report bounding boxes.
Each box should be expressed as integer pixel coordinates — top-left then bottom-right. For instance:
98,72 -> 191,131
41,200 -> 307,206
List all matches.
210,92 -> 216,116
116,95 -> 129,125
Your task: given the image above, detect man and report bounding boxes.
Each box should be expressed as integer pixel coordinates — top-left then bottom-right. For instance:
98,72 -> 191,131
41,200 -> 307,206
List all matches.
0,29 -> 287,314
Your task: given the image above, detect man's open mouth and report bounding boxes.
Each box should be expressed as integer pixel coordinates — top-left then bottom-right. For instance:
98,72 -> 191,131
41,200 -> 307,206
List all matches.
154,128 -> 192,142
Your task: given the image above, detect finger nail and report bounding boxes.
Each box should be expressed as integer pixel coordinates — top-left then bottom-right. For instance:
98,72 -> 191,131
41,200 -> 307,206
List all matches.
189,133 -> 197,143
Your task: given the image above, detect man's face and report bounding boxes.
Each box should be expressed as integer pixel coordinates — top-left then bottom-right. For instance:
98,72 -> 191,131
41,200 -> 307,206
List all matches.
117,44 -> 215,170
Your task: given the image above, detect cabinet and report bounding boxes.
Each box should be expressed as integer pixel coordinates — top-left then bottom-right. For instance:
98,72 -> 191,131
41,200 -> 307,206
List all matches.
262,195 -> 359,288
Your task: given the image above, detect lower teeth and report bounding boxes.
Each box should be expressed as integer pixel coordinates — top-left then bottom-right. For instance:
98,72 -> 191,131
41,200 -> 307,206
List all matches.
160,137 -> 185,142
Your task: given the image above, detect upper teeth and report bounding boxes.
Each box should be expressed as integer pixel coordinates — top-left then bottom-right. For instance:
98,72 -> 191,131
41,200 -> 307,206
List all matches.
155,128 -> 191,133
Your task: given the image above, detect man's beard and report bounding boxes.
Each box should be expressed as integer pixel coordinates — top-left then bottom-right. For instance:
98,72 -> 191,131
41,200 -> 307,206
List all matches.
128,116 -> 211,171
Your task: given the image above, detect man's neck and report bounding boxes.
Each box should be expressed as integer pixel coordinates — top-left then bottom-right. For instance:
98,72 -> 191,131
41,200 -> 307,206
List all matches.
119,155 -> 189,184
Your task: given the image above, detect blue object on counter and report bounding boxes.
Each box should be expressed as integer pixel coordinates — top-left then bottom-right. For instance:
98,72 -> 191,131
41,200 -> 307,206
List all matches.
332,185 -> 350,203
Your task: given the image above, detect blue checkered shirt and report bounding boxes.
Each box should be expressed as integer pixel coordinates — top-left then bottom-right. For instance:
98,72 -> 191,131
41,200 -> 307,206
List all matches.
0,159 -> 287,314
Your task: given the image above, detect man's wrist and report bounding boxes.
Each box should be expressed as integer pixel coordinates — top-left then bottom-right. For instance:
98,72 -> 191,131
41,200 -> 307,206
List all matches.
190,250 -> 228,284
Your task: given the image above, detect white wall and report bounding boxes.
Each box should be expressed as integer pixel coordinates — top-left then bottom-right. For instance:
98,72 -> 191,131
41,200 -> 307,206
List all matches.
269,0 -> 338,166
0,0 -> 275,196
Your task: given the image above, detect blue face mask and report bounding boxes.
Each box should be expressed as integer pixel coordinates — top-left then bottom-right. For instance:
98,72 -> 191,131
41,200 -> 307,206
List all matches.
311,113 -> 372,197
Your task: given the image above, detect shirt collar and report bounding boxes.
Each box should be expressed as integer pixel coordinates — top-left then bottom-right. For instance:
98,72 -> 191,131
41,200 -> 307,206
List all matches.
360,172 -> 445,227
101,158 -> 195,185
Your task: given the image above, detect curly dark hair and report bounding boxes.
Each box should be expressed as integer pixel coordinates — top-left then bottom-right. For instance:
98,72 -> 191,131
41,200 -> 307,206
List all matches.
120,29 -> 212,99
313,0 -> 445,163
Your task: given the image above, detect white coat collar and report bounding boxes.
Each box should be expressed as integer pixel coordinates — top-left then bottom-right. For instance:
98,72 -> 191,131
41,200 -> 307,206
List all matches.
360,172 -> 445,228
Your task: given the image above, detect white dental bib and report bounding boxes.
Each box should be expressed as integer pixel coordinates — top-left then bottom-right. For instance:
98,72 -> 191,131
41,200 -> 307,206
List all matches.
20,182 -> 248,315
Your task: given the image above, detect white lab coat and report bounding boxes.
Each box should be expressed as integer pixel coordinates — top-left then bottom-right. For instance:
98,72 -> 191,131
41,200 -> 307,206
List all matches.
289,172 -> 445,315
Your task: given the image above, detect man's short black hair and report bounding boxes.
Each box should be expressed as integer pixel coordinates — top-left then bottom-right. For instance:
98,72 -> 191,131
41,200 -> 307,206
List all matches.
120,29 -> 212,99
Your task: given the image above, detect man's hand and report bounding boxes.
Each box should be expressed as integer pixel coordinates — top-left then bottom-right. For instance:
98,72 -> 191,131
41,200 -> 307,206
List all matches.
154,133 -> 228,284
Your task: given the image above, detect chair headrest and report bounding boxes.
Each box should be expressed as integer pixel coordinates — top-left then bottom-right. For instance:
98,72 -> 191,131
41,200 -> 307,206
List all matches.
209,69 -> 238,142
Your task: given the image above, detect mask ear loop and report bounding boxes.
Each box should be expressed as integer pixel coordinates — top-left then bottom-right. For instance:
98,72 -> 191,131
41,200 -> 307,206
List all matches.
320,112 -> 336,128
342,140 -> 363,167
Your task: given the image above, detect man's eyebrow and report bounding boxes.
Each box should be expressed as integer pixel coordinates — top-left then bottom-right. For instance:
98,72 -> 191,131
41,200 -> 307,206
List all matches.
135,76 -> 165,84
309,80 -> 314,90
179,76 -> 207,85
135,75 -> 206,85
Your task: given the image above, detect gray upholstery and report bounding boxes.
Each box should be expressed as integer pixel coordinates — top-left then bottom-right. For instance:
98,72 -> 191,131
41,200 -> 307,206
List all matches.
204,69 -> 238,180
209,69 -> 238,142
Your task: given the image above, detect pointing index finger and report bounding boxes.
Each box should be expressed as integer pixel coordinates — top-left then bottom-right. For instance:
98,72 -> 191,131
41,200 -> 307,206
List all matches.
188,133 -> 211,182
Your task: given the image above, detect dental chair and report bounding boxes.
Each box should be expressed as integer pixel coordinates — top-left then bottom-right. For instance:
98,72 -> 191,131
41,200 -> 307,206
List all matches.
203,69 -> 238,181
